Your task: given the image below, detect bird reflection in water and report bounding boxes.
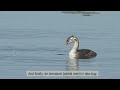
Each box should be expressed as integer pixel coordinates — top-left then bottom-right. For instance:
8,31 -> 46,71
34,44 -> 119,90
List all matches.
65,57 -> 79,71
65,56 -> 96,71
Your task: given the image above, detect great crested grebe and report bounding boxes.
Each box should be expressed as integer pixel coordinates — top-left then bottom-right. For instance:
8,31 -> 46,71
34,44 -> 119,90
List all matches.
65,35 -> 97,59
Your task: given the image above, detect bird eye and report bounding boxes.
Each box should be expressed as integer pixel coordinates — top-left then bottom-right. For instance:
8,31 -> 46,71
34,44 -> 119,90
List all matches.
74,38 -> 77,41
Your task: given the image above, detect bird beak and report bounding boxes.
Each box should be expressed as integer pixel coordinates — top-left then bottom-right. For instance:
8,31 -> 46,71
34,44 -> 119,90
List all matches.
64,41 -> 68,47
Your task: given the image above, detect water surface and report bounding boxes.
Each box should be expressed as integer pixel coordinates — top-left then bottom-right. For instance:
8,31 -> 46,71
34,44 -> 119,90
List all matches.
0,11 -> 120,79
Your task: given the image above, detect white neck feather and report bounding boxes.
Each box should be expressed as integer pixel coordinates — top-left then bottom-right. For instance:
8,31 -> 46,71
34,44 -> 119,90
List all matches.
69,41 -> 79,56
72,41 -> 79,51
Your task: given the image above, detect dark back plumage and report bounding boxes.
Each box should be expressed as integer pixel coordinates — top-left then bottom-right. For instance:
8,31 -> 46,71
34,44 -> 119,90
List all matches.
77,49 -> 97,59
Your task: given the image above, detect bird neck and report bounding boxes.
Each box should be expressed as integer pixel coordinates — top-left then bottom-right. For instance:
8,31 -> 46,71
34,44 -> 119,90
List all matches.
72,40 -> 79,52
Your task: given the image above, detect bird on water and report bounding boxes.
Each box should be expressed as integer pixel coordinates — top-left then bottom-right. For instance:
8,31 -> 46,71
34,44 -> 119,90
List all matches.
65,35 -> 97,59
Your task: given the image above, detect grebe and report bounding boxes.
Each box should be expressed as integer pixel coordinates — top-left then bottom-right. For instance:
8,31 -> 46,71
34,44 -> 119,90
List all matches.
65,35 -> 97,59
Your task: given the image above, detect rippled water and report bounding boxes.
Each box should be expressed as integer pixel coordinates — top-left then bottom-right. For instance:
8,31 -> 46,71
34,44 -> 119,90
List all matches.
0,11 -> 120,79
